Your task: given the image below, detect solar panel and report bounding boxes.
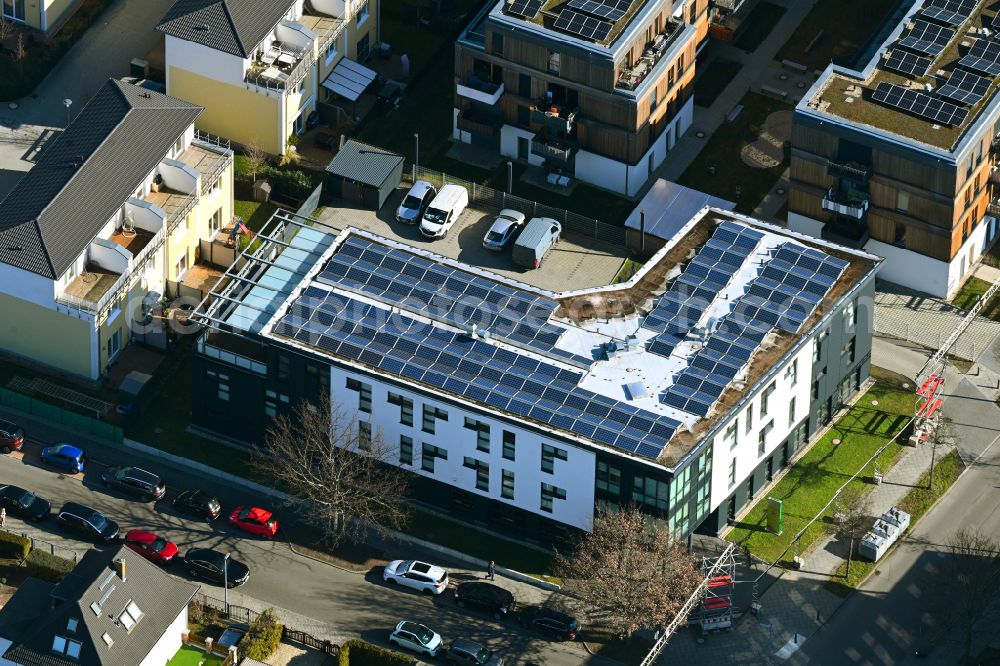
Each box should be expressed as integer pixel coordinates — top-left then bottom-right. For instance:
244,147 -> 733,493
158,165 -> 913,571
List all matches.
553,8 -> 614,41
871,82 -> 969,126
897,19 -> 954,56
959,38 -> 1000,76
938,69 -> 991,106
993,11 -> 1000,31
882,50 -> 932,77
568,0 -> 630,21
922,0 -> 977,25
506,0 -> 543,19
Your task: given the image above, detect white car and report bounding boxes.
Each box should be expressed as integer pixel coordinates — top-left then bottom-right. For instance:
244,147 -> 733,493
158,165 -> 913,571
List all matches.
482,209 -> 526,250
389,620 -> 443,657
383,559 -> 449,594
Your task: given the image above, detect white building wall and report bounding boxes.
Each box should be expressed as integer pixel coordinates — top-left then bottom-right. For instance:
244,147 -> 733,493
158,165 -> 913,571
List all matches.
0,263 -> 57,308
499,126 -> 544,167
138,608 -> 188,666
330,365 -> 598,531
709,344 -> 814,513
164,36 -> 247,87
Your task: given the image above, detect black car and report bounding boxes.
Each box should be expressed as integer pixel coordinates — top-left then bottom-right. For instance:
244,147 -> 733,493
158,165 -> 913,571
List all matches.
454,582 -> 515,620
57,502 -> 119,543
446,638 -> 503,665
100,466 -> 166,501
516,606 -> 579,641
0,485 -> 50,522
184,548 -> 249,587
173,489 -> 221,520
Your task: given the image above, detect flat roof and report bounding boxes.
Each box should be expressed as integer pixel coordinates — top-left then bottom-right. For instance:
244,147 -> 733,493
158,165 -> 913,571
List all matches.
625,179 -> 735,240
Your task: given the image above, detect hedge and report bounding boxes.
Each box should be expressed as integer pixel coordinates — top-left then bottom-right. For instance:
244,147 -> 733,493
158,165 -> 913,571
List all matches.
0,532 -> 30,560
338,640 -> 414,666
242,609 -> 283,661
25,549 -> 75,582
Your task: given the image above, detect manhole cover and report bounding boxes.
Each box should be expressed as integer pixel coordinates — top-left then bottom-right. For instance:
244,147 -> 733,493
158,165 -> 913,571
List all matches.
8,102 -> 17,110
779,73 -> 789,80
776,187 -> 786,195
696,130 -> 706,138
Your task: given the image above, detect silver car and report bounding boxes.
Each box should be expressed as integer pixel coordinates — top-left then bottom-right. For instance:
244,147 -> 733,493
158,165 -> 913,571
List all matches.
482,209 -> 526,250
396,180 -> 436,223
390,621 -> 443,657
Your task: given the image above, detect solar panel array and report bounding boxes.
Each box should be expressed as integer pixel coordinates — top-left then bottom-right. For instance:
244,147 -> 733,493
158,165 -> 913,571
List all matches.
959,38 -> 1000,76
921,0 -> 977,25
568,0 -> 630,21
882,50 -> 932,77
871,82 -> 969,126
553,8 -> 614,41
992,10 -> 1000,31
273,287 -> 681,458
938,69 -> 991,105
898,19 -> 954,56
317,235 -> 590,367
506,0 -> 543,19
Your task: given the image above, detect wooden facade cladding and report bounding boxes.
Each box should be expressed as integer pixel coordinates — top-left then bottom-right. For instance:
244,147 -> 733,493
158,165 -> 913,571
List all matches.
482,27 -> 617,90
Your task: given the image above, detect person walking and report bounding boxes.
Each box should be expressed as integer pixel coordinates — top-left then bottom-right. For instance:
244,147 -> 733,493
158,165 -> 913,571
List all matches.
0,507 -> 6,528
487,560 -> 496,581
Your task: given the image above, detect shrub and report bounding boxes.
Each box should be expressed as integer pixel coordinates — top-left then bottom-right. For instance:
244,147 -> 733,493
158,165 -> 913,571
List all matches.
242,609 -> 283,661
25,549 -> 75,582
267,168 -> 315,200
0,531 -> 30,560
338,639 -> 414,666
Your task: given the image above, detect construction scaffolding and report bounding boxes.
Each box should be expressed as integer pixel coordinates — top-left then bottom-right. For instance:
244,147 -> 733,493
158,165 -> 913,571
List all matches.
696,548 -> 738,632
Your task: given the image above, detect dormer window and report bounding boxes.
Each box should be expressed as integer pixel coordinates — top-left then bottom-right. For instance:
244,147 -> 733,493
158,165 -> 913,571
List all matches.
118,601 -> 143,632
66,618 -> 79,633
52,636 -> 82,659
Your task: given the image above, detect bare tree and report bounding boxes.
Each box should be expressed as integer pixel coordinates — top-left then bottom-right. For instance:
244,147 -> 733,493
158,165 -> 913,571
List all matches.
252,394 -> 411,547
243,137 -> 269,183
0,16 -> 13,45
13,33 -> 25,72
833,493 -> 871,581
555,506 -> 702,639
941,529 -> 1000,662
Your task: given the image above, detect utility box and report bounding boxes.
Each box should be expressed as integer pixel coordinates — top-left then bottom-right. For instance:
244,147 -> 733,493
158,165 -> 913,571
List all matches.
253,179 -> 272,203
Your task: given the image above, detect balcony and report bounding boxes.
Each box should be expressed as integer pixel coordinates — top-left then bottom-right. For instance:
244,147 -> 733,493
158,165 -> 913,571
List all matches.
456,75 -> 504,106
822,218 -> 870,249
822,186 -> 869,220
456,107 -> 502,136
826,159 -> 870,181
615,21 -> 684,91
181,138 -> 232,196
246,35 -> 317,93
58,238 -> 131,314
530,100 -> 578,136
531,136 -> 577,164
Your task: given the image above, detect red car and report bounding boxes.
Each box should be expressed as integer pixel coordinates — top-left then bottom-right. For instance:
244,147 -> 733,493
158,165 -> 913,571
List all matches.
124,529 -> 179,565
228,506 -> 279,539
0,419 -> 24,454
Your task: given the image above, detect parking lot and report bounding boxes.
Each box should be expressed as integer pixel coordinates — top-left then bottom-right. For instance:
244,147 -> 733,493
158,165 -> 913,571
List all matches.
314,189 -> 629,293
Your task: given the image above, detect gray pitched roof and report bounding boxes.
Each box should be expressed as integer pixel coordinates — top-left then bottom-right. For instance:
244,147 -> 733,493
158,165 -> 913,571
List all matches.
0,547 -> 199,666
325,140 -> 405,188
0,79 -> 201,279
156,0 -> 294,58
0,579 -> 55,642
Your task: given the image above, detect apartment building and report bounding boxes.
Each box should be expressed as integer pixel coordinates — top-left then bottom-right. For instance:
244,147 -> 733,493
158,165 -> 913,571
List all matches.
790,0 -> 1000,298
0,78 -> 233,381
452,0 -> 708,197
189,207 -> 878,545
157,0 -> 379,156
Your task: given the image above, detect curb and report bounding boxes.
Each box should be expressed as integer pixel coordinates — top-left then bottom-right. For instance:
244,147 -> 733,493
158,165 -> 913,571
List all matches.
284,540 -> 370,575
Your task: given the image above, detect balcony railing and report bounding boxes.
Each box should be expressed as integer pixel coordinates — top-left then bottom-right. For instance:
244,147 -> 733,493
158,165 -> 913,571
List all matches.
822,186 -> 869,219
826,159 -> 870,180
55,270 -> 129,315
530,101 -> 578,136
456,76 -> 504,105
246,46 -> 317,93
615,21 -> 684,91
456,108 -> 502,136
531,137 -> 577,163
167,192 -> 199,234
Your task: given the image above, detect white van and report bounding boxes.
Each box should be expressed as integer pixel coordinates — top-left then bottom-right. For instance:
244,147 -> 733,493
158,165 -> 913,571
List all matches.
419,184 -> 469,239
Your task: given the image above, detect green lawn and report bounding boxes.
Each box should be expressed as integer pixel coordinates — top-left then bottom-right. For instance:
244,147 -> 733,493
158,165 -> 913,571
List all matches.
677,92 -> 791,214
694,59 -> 744,107
776,0 -> 899,70
726,376 -> 915,563
951,275 -> 1000,321
167,646 -> 223,666
234,199 -> 278,233
734,2 -> 786,53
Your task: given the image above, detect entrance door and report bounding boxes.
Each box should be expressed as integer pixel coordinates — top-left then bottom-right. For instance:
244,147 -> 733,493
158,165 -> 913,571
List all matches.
517,136 -> 529,160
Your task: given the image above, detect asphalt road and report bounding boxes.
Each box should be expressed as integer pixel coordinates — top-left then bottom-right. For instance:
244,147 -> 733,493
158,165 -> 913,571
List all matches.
0,438 -> 609,666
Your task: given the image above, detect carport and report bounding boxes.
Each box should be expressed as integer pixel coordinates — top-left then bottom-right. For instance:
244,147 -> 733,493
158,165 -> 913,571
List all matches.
323,139 -> 405,210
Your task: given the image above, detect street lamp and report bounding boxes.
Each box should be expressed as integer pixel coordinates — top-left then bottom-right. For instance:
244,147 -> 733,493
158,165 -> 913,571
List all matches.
413,132 -> 419,180
507,160 -> 513,194
62,98 -> 73,127
223,552 -> 230,615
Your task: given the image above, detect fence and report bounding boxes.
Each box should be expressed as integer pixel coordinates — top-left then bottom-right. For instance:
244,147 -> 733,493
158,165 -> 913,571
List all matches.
1,526 -> 84,563
198,238 -> 241,269
406,164 -> 629,247
296,183 -> 324,219
193,594 -> 340,656
0,387 -> 122,443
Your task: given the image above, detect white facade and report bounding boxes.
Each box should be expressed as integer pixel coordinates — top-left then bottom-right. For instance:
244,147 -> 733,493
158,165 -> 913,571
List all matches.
164,36 -> 247,89
138,608 -> 188,666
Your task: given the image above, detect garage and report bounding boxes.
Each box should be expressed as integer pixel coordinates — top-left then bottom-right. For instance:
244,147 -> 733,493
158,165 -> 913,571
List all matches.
323,139 -> 405,210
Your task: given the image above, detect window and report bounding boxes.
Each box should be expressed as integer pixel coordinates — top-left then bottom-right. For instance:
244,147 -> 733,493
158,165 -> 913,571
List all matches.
728,459 -> 736,487
649,87 -> 658,117
217,377 -> 229,402
502,470 -> 515,499
356,33 -> 370,61
464,457 -> 490,491
356,0 -> 369,26
265,391 -> 277,418
540,483 -> 566,513
812,377 -> 821,401
502,431 -> 516,460
845,299 -> 857,329
421,443 -> 447,473
547,50 -> 560,74
107,329 -> 121,360
843,337 -> 856,363
896,190 -> 910,213
464,417 -> 491,452
518,73 -> 531,97
52,636 -> 82,659
345,377 -> 372,413
324,38 -> 338,65
399,435 -> 413,465
632,475 -> 667,511
118,601 -> 143,632
388,393 -> 413,426
677,52 -> 685,77
667,65 -> 675,89
813,328 -> 828,362
745,404 -> 753,434
785,359 -> 798,386
358,421 -> 371,451
724,423 -> 737,450
66,618 -> 78,633
788,397 -> 797,427
541,444 -> 567,473
758,428 -> 767,457
596,461 -> 621,494
422,405 -> 447,433
761,382 -> 776,416
277,354 -> 290,382
491,31 -> 503,55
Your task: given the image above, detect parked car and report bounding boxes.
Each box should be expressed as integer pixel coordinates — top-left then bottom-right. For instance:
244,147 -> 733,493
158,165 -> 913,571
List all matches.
0,419 -> 25,454
56,502 -> 119,543
511,217 -> 561,269
124,529 -> 178,565
420,184 -> 469,239
228,505 -> 279,538
40,443 -> 85,474
184,548 -> 250,587
0,485 -> 50,522
396,180 -> 437,223
454,581 -> 515,619
173,489 -> 222,520
516,606 -> 579,641
100,466 -> 166,501
482,209 -> 526,250
389,621 -> 442,658
446,638 -> 504,665
383,559 -> 449,594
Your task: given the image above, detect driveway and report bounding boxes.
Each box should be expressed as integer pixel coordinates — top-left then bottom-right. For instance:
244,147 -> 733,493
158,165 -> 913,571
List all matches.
0,0 -> 175,198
